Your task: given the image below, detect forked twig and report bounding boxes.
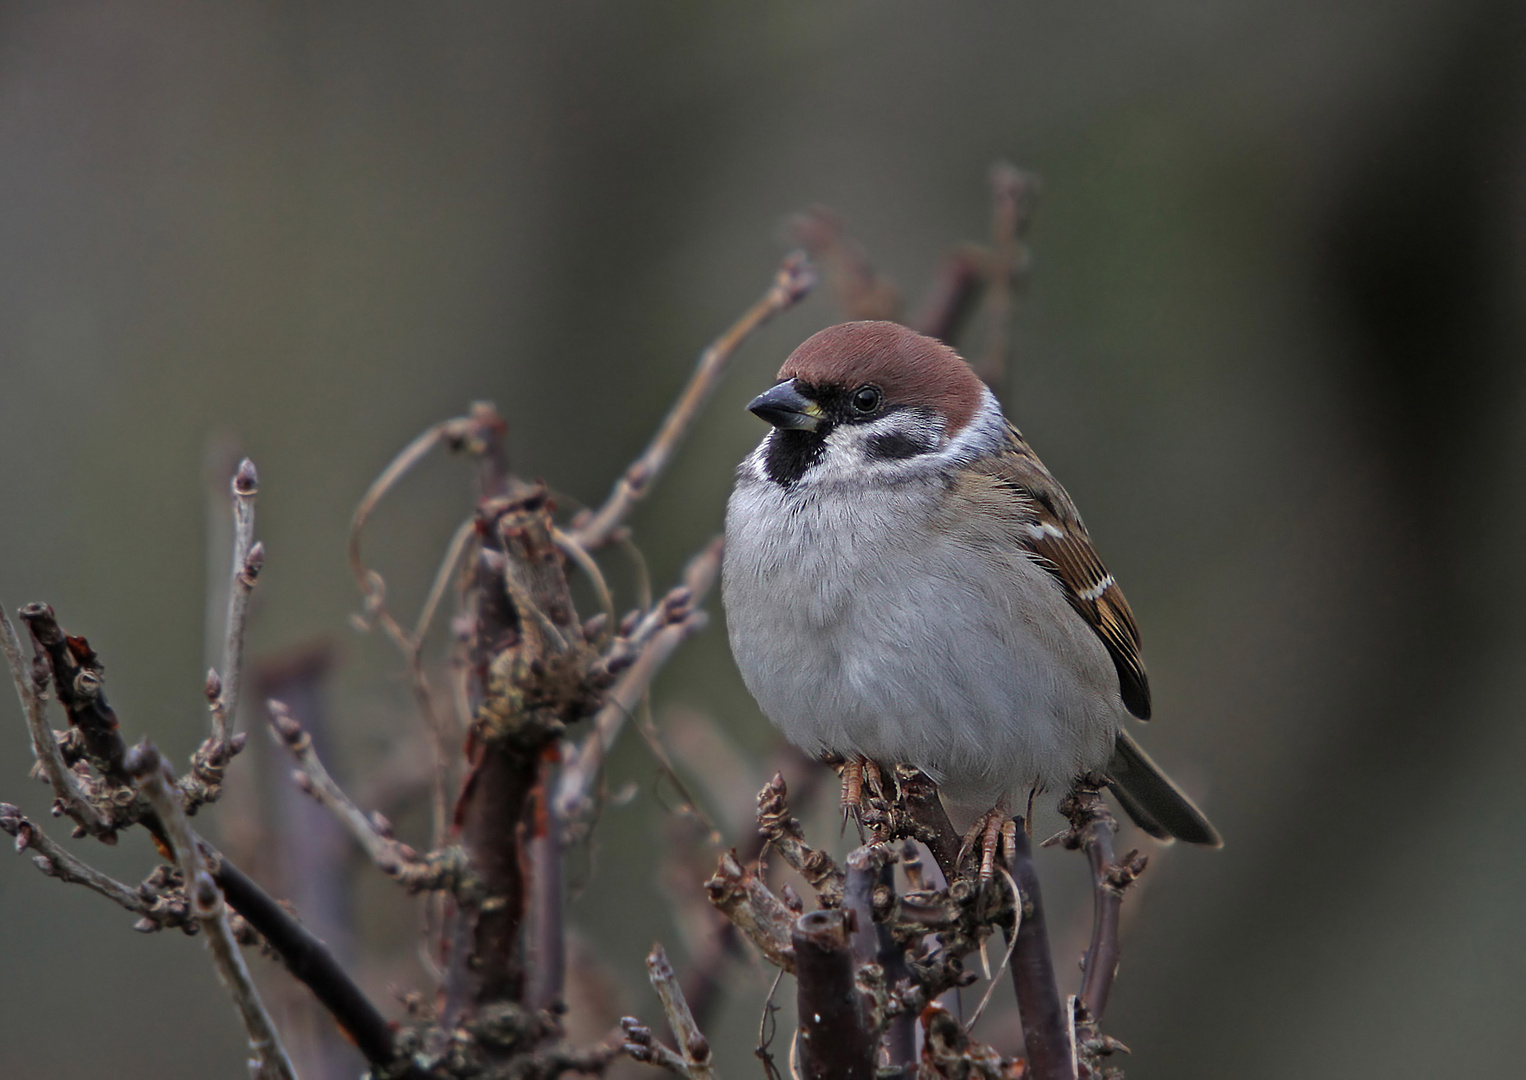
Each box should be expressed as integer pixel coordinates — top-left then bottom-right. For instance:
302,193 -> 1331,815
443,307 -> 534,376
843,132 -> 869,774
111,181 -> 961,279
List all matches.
129,743 -> 297,1080
573,253 -> 815,549
553,539 -> 722,822
0,802 -> 147,916
0,600 -> 106,834
267,699 -> 462,893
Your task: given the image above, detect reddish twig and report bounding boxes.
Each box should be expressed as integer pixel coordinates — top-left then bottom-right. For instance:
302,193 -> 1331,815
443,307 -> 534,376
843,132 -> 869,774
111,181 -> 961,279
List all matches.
976,163 -> 1039,390
573,253 -> 815,549
793,909 -> 877,1080
909,245 -> 988,346
789,206 -> 901,320
1057,782 -> 1147,1023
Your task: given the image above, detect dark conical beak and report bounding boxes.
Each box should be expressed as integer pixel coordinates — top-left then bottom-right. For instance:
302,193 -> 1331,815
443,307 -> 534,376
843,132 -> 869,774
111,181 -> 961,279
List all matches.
747,379 -> 825,432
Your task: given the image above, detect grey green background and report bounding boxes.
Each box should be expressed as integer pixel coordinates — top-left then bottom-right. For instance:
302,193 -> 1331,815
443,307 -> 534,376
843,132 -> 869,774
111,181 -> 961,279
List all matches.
1,3 -> 1523,1078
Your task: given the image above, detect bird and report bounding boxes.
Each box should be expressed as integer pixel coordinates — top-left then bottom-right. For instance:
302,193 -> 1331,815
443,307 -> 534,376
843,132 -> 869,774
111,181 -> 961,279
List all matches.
721,320 -> 1220,873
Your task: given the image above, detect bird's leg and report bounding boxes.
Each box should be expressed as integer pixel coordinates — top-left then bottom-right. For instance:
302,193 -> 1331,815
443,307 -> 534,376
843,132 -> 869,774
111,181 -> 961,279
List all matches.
837,756 -> 868,841
957,795 -> 1014,887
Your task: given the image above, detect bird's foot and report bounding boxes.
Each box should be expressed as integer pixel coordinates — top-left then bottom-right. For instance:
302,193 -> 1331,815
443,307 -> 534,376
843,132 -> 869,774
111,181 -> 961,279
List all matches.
836,757 -> 888,843
958,799 -> 1016,887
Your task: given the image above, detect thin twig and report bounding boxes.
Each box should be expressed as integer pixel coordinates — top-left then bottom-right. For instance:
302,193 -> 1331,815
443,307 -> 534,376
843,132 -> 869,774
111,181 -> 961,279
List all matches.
976,163 -> 1039,390
646,944 -> 717,1080
0,802 -> 147,915
216,458 -> 261,744
128,743 -> 297,1080
267,699 -> 461,893
788,206 -> 900,320
964,867 -> 1021,1034
1058,783 -> 1147,1022
553,540 -> 722,822
574,253 -> 815,549
0,600 -> 106,834
910,245 -> 988,346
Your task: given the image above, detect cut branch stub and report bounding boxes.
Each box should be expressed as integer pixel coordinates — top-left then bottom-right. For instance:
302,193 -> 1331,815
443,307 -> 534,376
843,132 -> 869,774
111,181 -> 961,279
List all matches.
792,909 -> 877,1080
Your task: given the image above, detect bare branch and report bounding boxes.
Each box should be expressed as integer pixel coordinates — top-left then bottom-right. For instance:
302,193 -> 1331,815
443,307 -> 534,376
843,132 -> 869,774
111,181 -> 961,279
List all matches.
19,603 -> 402,1070
755,772 -> 844,908
1057,781 -> 1147,1023
792,910 -> 876,1080
645,944 -> 717,1080
1005,816 -> 1074,1080
0,600 -> 106,834
267,699 -> 463,892
0,802 -> 147,916
704,850 -> 797,973
573,254 -> 815,549
215,458 -> 261,745
128,743 -> 297,1080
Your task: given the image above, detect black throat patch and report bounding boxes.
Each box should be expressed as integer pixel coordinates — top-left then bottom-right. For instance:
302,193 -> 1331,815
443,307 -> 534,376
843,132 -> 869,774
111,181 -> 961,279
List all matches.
762,428 -> 828,485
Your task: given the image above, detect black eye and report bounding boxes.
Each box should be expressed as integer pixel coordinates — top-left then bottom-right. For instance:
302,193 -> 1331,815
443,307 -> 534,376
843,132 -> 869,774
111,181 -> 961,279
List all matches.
851,385 -> 881,413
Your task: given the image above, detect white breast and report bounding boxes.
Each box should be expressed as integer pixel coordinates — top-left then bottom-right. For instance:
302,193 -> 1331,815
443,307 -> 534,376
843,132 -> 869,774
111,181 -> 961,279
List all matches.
722,470 -> 1123,805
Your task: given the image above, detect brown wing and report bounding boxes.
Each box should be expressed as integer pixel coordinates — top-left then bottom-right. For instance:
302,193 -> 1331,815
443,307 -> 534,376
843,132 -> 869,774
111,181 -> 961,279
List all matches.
964,422 -> 1151,720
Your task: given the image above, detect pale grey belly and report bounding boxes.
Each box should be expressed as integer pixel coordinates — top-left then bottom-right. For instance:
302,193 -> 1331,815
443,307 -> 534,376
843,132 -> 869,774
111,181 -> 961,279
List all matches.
723,489 -> 1120,802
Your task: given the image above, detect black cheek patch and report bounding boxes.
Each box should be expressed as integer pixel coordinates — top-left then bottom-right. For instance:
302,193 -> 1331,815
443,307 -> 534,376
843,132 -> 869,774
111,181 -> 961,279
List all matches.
865,431 -> 931,461
763,428 -> 828,485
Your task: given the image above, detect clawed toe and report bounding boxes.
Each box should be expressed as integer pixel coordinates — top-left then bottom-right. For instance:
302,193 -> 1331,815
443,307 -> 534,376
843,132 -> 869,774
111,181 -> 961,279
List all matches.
958,800 -> 1015,886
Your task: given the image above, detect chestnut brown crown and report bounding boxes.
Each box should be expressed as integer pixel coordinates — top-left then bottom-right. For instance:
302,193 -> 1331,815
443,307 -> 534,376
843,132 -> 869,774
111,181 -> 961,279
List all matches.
777,321 -> 986,435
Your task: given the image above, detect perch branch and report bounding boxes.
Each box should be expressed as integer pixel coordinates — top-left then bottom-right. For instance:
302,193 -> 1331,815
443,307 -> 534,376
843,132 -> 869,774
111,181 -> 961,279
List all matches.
129,742 -> 297,1080
792,910 -> 876,1080
573,253 -> 815,549
0,600 -> 106,834
1006,816 -> 1074,1080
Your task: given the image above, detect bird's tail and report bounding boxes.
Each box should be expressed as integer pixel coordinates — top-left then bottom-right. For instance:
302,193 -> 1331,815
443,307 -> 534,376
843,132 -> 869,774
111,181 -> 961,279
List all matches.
1105,731 -> 1221,847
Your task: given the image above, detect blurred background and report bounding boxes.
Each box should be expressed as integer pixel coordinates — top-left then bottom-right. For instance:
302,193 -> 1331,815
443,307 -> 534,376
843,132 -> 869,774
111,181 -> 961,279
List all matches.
1,3 -> 1524,1078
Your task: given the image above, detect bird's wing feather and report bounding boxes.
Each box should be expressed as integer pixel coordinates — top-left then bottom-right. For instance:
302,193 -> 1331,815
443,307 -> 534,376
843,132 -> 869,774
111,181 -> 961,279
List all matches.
957,422 -> 1151,720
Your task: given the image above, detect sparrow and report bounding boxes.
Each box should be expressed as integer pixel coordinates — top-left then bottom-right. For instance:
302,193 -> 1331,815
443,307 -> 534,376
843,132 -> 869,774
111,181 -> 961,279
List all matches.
721,320 -> 1220,860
